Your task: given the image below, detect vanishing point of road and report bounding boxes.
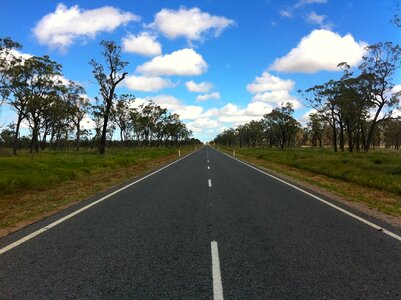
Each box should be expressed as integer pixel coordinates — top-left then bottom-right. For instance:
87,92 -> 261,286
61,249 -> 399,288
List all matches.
1,146 -> 401,299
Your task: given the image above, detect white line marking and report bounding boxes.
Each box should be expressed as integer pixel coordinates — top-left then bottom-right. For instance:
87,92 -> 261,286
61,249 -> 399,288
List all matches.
223,152 -> 401,243
208,179 -> 212,187
0,151 -> 198,256
211,241 -> 224,300
208,166 -> 210,170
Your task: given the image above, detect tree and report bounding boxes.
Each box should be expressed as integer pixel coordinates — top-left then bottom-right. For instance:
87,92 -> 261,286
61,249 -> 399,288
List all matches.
89,100 -> 104,150
111,94 -> 135,145
307,113 -> 325,147
0,37 -> 22,112
23,56 -> 63,153
0,37 -> 24,155
90,40 -> 128,154
358,42 -> 401,151
262,102 -> 300,149
300,80 -> 342,151
64,81 -> 87,150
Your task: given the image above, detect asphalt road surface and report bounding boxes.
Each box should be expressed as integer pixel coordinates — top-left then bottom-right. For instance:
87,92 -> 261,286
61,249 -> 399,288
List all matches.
1,146 -> 401,299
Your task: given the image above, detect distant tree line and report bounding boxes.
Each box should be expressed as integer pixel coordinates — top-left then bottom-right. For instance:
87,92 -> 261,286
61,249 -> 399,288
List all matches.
0,38 -> 199,155
213,102 -> 303,149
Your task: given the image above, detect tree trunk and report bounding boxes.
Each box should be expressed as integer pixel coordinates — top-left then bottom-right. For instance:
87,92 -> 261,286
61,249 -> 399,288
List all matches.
12,114 -> 23,156
99,100 -> 112,155
339,122 -> 344,152
76,122 -> 80,151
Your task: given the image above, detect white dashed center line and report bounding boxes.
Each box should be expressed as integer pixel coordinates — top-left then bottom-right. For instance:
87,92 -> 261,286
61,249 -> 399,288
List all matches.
208,179 -> 212,187
211,241 -> 224,300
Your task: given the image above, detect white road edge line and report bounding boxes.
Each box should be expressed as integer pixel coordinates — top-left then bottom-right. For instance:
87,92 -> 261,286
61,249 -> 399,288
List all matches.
208,179 -> 212,187
211,241 -> 224,300
0,151 -> 198,256
223,152 -> 401,243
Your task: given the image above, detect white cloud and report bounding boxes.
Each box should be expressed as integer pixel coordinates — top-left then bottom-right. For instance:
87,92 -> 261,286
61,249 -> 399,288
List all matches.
247,72 -> 294,94
247,72 -> 302,109
217,102 -> 273,124
185,80 -> 213,93
122,32 -> 162,57
148,7 -> 235,41
33,3 -> 139,50
136,48 -> 207,76
280,10 -> 293,18
307,12 -> 326,25
299,109 -> 318,126
122,75 -> 174,92
294,0 -> 327,8
392,84 -> 401,93
270,29 -> 367,73
139,95 -> 204,121
174,106 -> 204,120
306,12 -> 332,29
196,92 -> 221,101
187,118 -> 220,133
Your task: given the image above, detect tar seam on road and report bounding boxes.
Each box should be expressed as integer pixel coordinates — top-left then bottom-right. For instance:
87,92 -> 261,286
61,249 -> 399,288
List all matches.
223,152 -> 401,243
211,241 -> 224,300
0,151 -> 198,256
208,179 -> 212,187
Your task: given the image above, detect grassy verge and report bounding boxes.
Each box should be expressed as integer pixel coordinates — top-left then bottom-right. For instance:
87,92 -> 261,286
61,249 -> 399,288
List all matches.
0,146 -> 197,236
218,147 -> 401,217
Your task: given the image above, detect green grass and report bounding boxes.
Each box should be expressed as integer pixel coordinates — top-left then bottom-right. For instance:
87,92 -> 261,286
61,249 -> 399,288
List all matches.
0,147 -> 179,197
225,147 -> 401,196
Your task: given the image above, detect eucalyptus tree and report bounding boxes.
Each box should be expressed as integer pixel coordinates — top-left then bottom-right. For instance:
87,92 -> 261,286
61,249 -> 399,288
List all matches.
22,56 -> 63,153
357,42 -> 401,151
0,37 -> 22,113
111,94 -> 135,145
89,100 -> 104,150
64,81 -> 88,150
300,80 -> 343,151
90,40 -> 128,154
307,113 -> 326,148
262,102 -> 300,149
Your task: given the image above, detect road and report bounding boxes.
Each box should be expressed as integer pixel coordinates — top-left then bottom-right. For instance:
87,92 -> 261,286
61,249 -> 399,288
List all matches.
1,146 -> 401,299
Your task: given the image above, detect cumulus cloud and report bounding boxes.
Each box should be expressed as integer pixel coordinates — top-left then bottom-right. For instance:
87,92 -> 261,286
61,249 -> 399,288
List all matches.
137,95 -> 204,121
148,7 -> 235,41
122,32 -> 162,57
247,72 -> 302,109
33,3 -> 139,50
187,118 -> 220,133
185,80 -> 213,93
217,102 -> 273,124
136,48 -> 207,76
122,75 -> 174,92
247,72 -> 294,94
196,92 -> 221,101
270,29 -> 367,73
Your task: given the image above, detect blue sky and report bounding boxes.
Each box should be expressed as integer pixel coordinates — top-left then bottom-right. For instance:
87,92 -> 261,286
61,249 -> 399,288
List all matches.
0,0 -> 400,142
